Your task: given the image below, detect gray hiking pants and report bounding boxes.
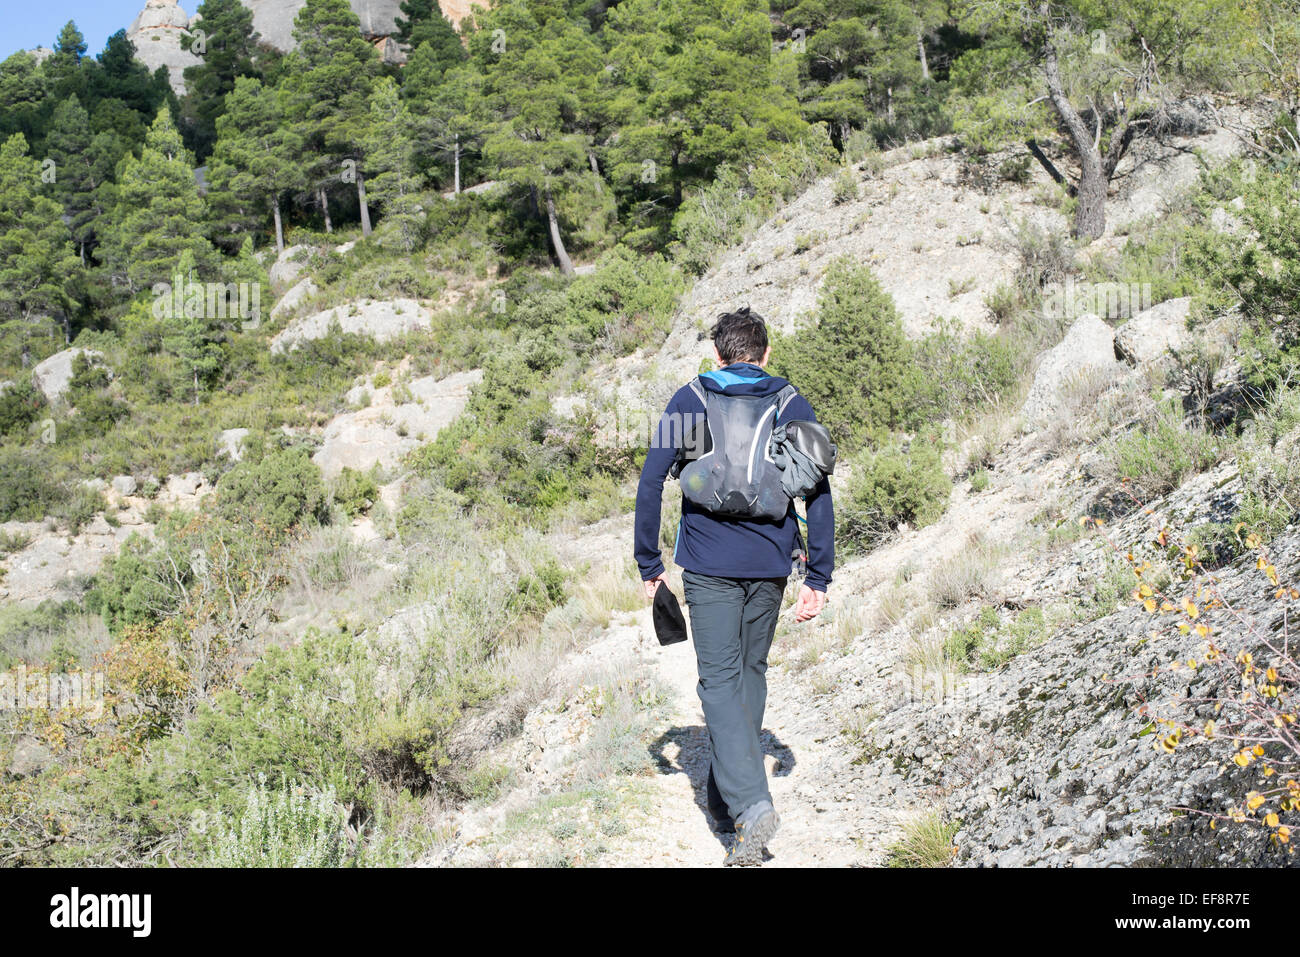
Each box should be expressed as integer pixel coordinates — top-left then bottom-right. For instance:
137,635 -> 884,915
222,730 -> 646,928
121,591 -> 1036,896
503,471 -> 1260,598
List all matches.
681,570 -> 787,822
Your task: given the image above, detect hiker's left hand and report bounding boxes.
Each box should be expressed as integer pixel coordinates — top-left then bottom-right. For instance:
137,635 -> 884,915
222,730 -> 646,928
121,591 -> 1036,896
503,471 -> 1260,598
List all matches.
794,585 -> 825,622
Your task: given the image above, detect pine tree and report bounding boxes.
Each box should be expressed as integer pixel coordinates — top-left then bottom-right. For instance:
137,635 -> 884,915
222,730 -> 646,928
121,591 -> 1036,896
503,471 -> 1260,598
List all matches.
604,0 -> 807,210
0,52 -> 49,146
396,1 -> 467,64
45,95 -> 117,263
162,249 -> 226,405
96,29 -> 164,118
0,134 -> 79,348
45,22 -> 89,102
98,108 -> 219,294
364,77 -> 423,251
282,0 -> 381,235
181,0 -> 262,160
402,45 -> 484,193
208,77 -> 303,253
474,3 -> 606,273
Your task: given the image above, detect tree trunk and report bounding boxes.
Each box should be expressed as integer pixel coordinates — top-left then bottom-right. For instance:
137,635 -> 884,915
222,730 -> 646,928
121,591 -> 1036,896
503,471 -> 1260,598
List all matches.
272,197 -> 284,255
589,151 -> 602,193
918,32 -> 930,81
319,186 -> 333,233
454,134 -> 461,197
1074,154 -> 1107,240
886,86 -> 894,123
545,187 -> 575,275
357,169 -> 372,237
1041,11 -> 1106,240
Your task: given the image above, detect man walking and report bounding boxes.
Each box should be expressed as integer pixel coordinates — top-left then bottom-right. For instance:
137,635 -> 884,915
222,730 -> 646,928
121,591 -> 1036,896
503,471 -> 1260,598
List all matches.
634,307 -> 834,865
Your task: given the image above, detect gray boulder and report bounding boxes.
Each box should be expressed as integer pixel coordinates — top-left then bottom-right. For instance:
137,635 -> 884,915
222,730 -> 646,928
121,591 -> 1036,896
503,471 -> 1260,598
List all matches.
1113,296 -> 1192,365
268,244 -> 310,294
240,0 -> 405,52
217,428 -> 251,462
126,0 -> 202,94
1021,314 -> 1120,424
270,299 -> 434,353
111,475 -> 138,496
31,348 -> 108,404
271,277 -> 319,320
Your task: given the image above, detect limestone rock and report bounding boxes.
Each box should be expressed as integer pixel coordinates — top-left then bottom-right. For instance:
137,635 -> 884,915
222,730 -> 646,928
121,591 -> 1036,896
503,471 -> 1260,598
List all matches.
31,348 -> 108,404
270,299 -> 434,353
312,368 -> 481,477
126,0 -> 203,94
268,244 -> 310,295
270,277 -> 319,321
1113,296 -> 1192,365
1020,314 -> 1119,424
217,428 -> 252,462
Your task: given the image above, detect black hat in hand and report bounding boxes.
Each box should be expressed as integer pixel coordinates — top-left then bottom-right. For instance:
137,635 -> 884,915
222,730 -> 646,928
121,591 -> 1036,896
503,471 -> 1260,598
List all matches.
652,584 -> 688,646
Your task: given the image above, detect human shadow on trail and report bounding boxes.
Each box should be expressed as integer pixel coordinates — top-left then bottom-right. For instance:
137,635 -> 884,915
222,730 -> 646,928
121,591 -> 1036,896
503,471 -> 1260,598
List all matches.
647,725 -> 796,850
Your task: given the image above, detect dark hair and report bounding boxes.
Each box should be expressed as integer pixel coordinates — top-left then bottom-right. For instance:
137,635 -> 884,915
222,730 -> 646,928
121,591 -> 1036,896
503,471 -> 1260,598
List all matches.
711,307 -> 769,365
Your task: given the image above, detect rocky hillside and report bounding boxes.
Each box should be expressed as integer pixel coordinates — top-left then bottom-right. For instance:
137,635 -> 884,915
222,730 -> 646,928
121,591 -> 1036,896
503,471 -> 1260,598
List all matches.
403,106 -> 1298,867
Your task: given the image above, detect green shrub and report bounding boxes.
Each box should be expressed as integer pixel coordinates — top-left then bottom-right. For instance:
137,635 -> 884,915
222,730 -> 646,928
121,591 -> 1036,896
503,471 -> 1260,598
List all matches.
0,448 -> 60,522
886,811 -> 958,867
0,379 -> 44,436
832,167 -> 860,205
198,777 -> 354,868
217,448 -> 328,534
331,467 -> 379,518
1106,400 -> 1222,499
770,257 -> 922,451
912,321 -> 1022,422
838,439 -> 952,553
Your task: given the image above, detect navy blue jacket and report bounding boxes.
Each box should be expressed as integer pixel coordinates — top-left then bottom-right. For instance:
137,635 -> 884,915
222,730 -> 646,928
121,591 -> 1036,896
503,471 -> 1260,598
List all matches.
634,362 -> 835,591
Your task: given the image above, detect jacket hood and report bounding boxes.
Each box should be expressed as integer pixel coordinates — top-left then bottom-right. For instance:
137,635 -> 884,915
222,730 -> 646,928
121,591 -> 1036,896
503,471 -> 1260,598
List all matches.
698,363 -> 792,397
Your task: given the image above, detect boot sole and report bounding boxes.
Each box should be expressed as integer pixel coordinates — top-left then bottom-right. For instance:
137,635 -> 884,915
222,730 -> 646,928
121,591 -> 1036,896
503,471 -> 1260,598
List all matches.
724,808 -> 780,866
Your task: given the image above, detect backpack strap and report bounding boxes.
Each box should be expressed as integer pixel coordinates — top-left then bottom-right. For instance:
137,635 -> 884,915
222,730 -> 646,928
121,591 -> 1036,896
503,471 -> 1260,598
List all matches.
688,377 -> 706,405
776,384 -> 799,417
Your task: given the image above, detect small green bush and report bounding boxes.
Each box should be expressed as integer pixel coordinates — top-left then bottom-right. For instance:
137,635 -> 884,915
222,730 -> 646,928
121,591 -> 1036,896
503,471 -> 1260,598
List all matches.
770,257 -> 922,451
832,167 -> 860,205
217,448 -> 328,534
838,439 -> 952,553
199,777 -> 353,868
1106,400 -> 1222,499
0,379 -> 44,436
331,466 -> 379,518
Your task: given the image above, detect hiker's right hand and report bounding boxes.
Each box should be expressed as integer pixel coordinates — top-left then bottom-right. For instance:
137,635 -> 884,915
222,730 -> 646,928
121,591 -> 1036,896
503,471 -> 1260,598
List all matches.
643,576 -> 664,601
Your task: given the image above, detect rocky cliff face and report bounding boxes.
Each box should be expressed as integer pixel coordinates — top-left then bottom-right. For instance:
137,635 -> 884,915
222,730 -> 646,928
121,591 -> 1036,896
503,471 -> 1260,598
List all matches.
128,0 -> 480,92
238,0 -> 405,53
127,0 -> 203,93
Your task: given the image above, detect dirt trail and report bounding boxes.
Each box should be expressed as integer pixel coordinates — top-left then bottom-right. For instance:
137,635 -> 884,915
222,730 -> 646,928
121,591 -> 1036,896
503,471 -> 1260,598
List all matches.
589,430 -> 1071,867
598,607 -> 872,867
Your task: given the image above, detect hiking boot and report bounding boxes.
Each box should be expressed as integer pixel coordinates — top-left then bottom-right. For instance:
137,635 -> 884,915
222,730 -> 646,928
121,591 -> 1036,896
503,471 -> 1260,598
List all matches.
723,800 -> 779,866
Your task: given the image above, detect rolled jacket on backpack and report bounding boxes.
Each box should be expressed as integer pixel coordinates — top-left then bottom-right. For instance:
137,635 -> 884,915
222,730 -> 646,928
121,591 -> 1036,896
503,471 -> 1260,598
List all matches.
770,420 -> 837,499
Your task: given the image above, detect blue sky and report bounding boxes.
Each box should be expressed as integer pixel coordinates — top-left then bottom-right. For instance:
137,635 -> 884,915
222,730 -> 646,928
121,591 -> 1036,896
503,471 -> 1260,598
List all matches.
2,0 -> 154,58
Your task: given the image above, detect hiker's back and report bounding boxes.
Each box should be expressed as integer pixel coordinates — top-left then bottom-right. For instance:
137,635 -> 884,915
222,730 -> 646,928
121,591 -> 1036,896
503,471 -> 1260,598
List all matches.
676,379 -> 797,522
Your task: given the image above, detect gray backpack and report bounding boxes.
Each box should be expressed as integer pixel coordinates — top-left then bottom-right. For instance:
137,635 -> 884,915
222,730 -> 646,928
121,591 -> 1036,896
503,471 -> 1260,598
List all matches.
670,378 -> 801,521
